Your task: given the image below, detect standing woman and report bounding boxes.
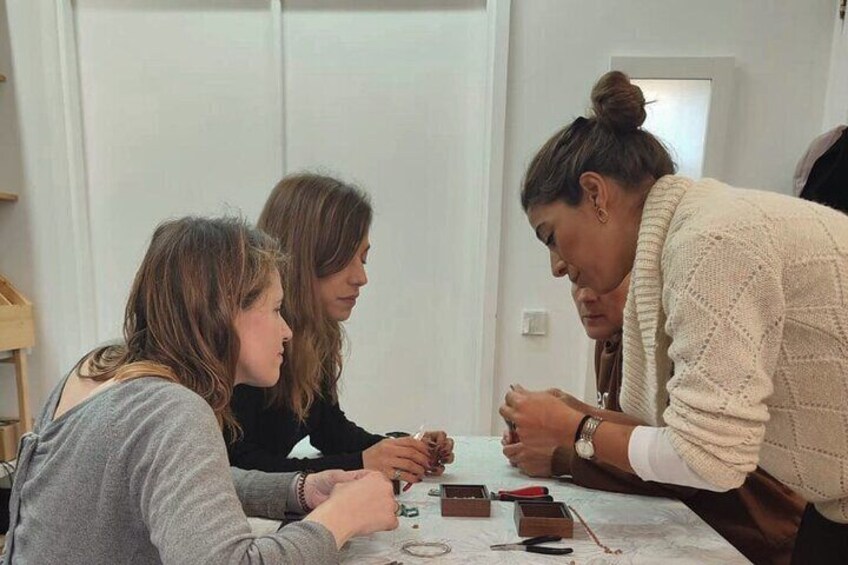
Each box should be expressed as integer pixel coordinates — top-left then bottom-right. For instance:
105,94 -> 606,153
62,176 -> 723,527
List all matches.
2,217 -> 398,564
230,174 -> 454,486
500,72 -> 848,563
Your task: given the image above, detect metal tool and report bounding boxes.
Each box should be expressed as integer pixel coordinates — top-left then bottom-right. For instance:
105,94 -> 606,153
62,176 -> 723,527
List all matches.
490,485 -> 552,501
402,424 -> 426,492
428,485 -> 552,502
490,535 -> 573,555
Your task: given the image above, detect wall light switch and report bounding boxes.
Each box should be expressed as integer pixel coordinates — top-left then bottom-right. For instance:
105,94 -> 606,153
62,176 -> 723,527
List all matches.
521,309 -> 548,336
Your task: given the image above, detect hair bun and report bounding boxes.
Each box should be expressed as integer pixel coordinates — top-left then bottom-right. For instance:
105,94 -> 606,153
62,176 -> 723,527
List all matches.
590,71 -> 646,132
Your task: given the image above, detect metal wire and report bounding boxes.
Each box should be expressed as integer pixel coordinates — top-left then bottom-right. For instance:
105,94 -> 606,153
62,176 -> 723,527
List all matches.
400,541 -> 452,558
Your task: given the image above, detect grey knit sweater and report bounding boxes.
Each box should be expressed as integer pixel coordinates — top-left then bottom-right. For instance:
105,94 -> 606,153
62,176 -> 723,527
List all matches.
2,375 -> 339,564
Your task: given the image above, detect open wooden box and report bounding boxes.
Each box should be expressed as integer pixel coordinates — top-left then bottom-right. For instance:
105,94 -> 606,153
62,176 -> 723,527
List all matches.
439,484 -> 491,517
514,500 -> 573,538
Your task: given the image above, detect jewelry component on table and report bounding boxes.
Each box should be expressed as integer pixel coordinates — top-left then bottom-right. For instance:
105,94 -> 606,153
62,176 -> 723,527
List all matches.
396,503 -> 419,518
392,425 -> 451,495
400,541 -> 452,558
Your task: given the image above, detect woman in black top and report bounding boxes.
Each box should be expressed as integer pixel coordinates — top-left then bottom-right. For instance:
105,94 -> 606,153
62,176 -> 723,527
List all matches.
230,174 -> 454,484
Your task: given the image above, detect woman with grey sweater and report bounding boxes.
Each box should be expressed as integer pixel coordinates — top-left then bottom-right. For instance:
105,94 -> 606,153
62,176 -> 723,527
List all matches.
2,216 -> 398,564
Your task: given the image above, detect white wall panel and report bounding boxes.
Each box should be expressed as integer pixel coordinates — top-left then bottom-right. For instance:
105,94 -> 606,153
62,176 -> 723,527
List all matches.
281,0 -> 489,433
73,0 -> 284,340
2,0 -> 837,439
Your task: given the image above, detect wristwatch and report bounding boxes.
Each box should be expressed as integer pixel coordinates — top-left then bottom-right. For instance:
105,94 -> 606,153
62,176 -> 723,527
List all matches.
574,416 -> 604,460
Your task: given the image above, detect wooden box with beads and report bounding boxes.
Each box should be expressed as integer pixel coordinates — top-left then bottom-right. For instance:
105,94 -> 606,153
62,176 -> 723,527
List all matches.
439,484 -> 491,517
514,500 -> 573,538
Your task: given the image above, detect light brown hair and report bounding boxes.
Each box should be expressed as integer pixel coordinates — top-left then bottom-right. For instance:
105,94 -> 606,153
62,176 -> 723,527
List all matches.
76,216 -> 284,435
521,71 -> 676,210
258,173 -> 372,420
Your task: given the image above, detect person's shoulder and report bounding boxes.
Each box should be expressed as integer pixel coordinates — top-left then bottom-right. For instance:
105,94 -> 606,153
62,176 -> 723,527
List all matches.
107,377 -> 226,458
671,180 -> 789,245
679,179 -> 847,250
682,178 -> 836,223
114,376 -> 216,422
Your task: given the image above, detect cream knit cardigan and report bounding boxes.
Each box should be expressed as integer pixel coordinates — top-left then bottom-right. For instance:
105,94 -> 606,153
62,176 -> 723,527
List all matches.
620,175 -> 848,523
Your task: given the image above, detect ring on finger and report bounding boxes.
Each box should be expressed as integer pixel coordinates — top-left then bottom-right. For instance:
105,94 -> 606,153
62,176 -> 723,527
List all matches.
392,468 -> 402,481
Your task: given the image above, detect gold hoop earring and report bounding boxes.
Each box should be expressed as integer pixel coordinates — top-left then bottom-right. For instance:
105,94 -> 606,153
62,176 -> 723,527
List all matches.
596,207 -> 609,224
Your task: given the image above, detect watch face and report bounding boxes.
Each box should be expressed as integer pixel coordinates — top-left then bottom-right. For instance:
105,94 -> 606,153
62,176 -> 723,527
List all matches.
575,438 -> 595,460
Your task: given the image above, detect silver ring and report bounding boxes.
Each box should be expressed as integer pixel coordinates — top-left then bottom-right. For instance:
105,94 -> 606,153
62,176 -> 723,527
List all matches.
401,541 -> 452,558
392,468 -> 402,481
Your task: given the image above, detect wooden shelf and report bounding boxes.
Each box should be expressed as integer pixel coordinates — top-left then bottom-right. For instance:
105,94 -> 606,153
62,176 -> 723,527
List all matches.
0,275 -> 34,438
0,192 -> 18,202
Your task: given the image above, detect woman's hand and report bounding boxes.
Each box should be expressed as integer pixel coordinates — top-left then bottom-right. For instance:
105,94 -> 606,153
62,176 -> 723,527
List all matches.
362,437 -> 432,484
502,442 -> 555,478
501,429 -> 519,466
549,388 -> 607,415
501,428 -> 518,446
303,470 -> 398,548
303,469 -> 368,509
421,431 -> 455,475
500,385 -> 583,450
545,387 -> 568,400
546,388 -> 585,410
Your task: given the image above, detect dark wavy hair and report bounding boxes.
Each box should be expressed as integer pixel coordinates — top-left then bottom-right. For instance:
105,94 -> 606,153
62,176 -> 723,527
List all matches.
521,71 -> 676,211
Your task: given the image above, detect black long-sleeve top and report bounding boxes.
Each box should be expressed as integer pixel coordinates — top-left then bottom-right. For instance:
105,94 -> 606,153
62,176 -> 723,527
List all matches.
228,384 -> 384,472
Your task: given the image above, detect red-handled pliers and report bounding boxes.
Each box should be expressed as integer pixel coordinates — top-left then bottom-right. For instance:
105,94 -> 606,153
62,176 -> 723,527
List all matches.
492,486 -> 552,502
427,485 -> 553,501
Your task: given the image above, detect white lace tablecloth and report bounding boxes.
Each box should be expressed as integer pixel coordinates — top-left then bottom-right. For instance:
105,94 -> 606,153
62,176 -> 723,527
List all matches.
250,436 -> 751,564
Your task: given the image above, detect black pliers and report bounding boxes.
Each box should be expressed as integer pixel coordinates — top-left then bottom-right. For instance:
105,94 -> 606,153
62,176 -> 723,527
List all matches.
490,535 -> 573,555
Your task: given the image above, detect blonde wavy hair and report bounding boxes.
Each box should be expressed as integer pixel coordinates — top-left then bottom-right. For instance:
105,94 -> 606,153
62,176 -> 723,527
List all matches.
75,216 -> 284,436
258,173 -> 372,421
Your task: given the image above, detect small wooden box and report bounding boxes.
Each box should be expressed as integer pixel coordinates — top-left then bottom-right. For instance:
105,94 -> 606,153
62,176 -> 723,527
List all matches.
514,501 -> 573,538
0,276 -> 35,352
0,420 -> 20,461
440,484 -> 491,517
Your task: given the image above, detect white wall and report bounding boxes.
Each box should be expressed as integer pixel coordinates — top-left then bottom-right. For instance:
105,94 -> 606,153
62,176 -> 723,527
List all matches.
0,0 -> 28,418
491,0 -> 837,431
823,4 -> 848,129
73,0 -> 284,338
280,0 -> 490,433
1,0 -> 101,418
1,0 -> 499,437
1,0 -> 839,438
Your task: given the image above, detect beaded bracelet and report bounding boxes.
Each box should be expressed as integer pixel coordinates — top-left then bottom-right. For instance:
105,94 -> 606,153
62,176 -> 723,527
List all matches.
296,472 -> 311,513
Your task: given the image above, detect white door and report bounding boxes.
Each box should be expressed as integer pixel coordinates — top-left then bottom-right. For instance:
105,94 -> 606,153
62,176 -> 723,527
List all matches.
66,0 -> 506,434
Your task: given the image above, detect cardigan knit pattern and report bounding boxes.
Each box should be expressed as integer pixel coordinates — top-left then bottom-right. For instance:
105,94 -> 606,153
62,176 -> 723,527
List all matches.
620,175 -> 848,523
